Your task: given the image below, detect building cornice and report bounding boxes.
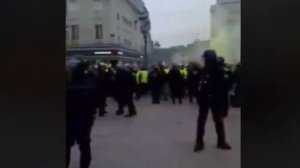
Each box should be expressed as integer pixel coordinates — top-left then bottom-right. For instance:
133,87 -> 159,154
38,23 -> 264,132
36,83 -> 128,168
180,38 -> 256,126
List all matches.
125,0 -> 145,14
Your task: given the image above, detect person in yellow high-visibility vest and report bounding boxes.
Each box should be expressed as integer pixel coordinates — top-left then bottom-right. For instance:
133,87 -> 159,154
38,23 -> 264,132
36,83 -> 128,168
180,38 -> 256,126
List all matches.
136,67 -> 149,99
179,65 -> 188,97
180,66 -> 188,79
164,68 -> 169,74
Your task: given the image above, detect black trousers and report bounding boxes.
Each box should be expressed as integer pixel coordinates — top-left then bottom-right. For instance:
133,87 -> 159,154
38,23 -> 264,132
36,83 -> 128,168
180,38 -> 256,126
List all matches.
151,87 -> 161,104
170,88 -> 183,104
135,83 -> 147,99
187,87 -> 195,103
196,99 -> 226,145
97,96 -> 106,116
66,116 -> 94,168
140,83 -> 148,95
116,94 -> 136,115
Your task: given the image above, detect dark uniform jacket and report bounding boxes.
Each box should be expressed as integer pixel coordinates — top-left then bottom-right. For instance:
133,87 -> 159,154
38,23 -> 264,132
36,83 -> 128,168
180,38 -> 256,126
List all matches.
114,68 -> 137,98
149,68 -> 163,89
187,66 -> 202,94
196,65 -> 228,109
66,72 -> 98,146
66,73 -> 98,120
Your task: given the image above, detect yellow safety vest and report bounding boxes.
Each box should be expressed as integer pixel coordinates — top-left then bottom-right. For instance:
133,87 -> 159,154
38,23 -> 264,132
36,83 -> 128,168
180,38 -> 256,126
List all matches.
180,69 -> 188,79
164,68 -> 169,74
140,70 -> 148,84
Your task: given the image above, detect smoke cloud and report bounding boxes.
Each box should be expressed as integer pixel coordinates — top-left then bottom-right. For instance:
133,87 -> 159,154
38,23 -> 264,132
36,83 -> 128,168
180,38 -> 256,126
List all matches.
210,2 -> 241,64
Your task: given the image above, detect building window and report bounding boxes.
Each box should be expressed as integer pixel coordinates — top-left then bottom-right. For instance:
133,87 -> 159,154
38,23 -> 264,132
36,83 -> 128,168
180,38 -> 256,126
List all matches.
134,20 -> 137,30
122,16 -> 132,27
123,38 -> 132,47
117,13 -> 120,20
95,24 -> 103,39
71,25 -> 79,40
118,36 -> 121,43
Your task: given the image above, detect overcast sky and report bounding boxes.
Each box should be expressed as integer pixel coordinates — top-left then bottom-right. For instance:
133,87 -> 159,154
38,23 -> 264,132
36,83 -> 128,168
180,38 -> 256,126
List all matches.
143,0 -> 216,48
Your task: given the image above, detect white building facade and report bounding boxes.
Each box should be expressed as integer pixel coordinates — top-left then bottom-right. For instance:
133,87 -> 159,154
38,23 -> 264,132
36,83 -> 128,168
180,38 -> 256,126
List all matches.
66,0 -> 152,65
210,0 -> 240,64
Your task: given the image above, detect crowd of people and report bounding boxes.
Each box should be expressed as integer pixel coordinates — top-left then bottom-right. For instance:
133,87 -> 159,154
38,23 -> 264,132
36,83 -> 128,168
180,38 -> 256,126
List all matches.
66,49 -> 241,168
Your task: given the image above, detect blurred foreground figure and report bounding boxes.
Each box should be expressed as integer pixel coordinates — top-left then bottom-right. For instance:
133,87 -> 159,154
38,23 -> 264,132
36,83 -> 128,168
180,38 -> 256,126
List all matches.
114,64 -> 138,117
66,61 -> 98,168
231,63 -> 241,107
168,64 -> 185,104
194,50 -> 232,152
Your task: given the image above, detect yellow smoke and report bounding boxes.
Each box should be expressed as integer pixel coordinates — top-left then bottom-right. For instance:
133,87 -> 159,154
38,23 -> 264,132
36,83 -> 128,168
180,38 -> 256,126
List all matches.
210,3 -> 240,64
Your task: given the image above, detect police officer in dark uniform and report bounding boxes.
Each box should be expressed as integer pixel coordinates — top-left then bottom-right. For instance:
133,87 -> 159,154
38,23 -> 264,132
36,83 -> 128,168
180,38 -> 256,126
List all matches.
157,62 -> 168,100
149,66 -> 163,104
168,64 -> 185,104
95,63 -> 108,117
114,64 -> 138,117
66,61 -> 98,168
217,57 -> 232,118
186,62 -> 202,104
194,50 -> 232,152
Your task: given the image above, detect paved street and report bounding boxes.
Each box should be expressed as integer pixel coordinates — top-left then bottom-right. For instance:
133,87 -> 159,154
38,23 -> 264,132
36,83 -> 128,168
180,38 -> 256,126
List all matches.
69,97 -> 240,168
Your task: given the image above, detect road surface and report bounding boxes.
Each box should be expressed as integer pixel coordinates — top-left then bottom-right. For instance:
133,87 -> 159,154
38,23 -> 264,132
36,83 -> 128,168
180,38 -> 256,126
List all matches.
69,97 -> 240,168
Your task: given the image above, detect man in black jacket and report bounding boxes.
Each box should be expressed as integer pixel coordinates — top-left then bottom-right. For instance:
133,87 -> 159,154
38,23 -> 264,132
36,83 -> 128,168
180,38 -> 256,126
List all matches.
149,66 -> 163,104
168,64 -> 185,104
194,50 -> 232,152
186,62 -> 202,104
114,64 -> 138,117
95,63 -> 108,117
66,61 -> 98,168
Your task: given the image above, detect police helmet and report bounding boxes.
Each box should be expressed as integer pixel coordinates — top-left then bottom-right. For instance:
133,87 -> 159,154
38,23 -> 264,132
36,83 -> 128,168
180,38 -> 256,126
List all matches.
202,49 -> 218,65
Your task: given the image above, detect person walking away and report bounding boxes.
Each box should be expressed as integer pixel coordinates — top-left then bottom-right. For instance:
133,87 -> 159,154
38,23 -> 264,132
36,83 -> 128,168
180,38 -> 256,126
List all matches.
66,61 -> 98,168
194,50 -> 232,152
158,62 -> 169,101
149,66 -> 163,104
95,63 -> 108,117
114,64 -> 138,117
168,64 -> 185,104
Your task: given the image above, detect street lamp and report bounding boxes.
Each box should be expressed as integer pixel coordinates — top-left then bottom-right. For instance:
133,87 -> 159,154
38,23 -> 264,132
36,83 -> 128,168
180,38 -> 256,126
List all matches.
139,11 -> 150,67
141,30 -> 148,66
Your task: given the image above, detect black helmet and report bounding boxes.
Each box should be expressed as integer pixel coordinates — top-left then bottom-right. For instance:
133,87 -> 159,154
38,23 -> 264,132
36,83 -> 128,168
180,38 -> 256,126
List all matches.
70,61 -> 90,83
202,49 -> 217,66
217,56 -> 225,66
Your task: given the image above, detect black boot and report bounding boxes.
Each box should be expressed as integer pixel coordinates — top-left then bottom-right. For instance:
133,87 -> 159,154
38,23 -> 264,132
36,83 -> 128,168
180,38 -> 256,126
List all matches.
172,98 -> 175,104
217,142 -> 232,150
194,142 -> 204,152
179,98 -> 182,104
125,113 -> 136,118
99,110 -> 107,117
116,110 -> 124,116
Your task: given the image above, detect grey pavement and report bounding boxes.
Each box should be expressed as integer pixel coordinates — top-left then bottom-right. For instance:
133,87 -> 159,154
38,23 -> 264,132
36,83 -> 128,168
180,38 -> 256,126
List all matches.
69,97 -> 240,168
